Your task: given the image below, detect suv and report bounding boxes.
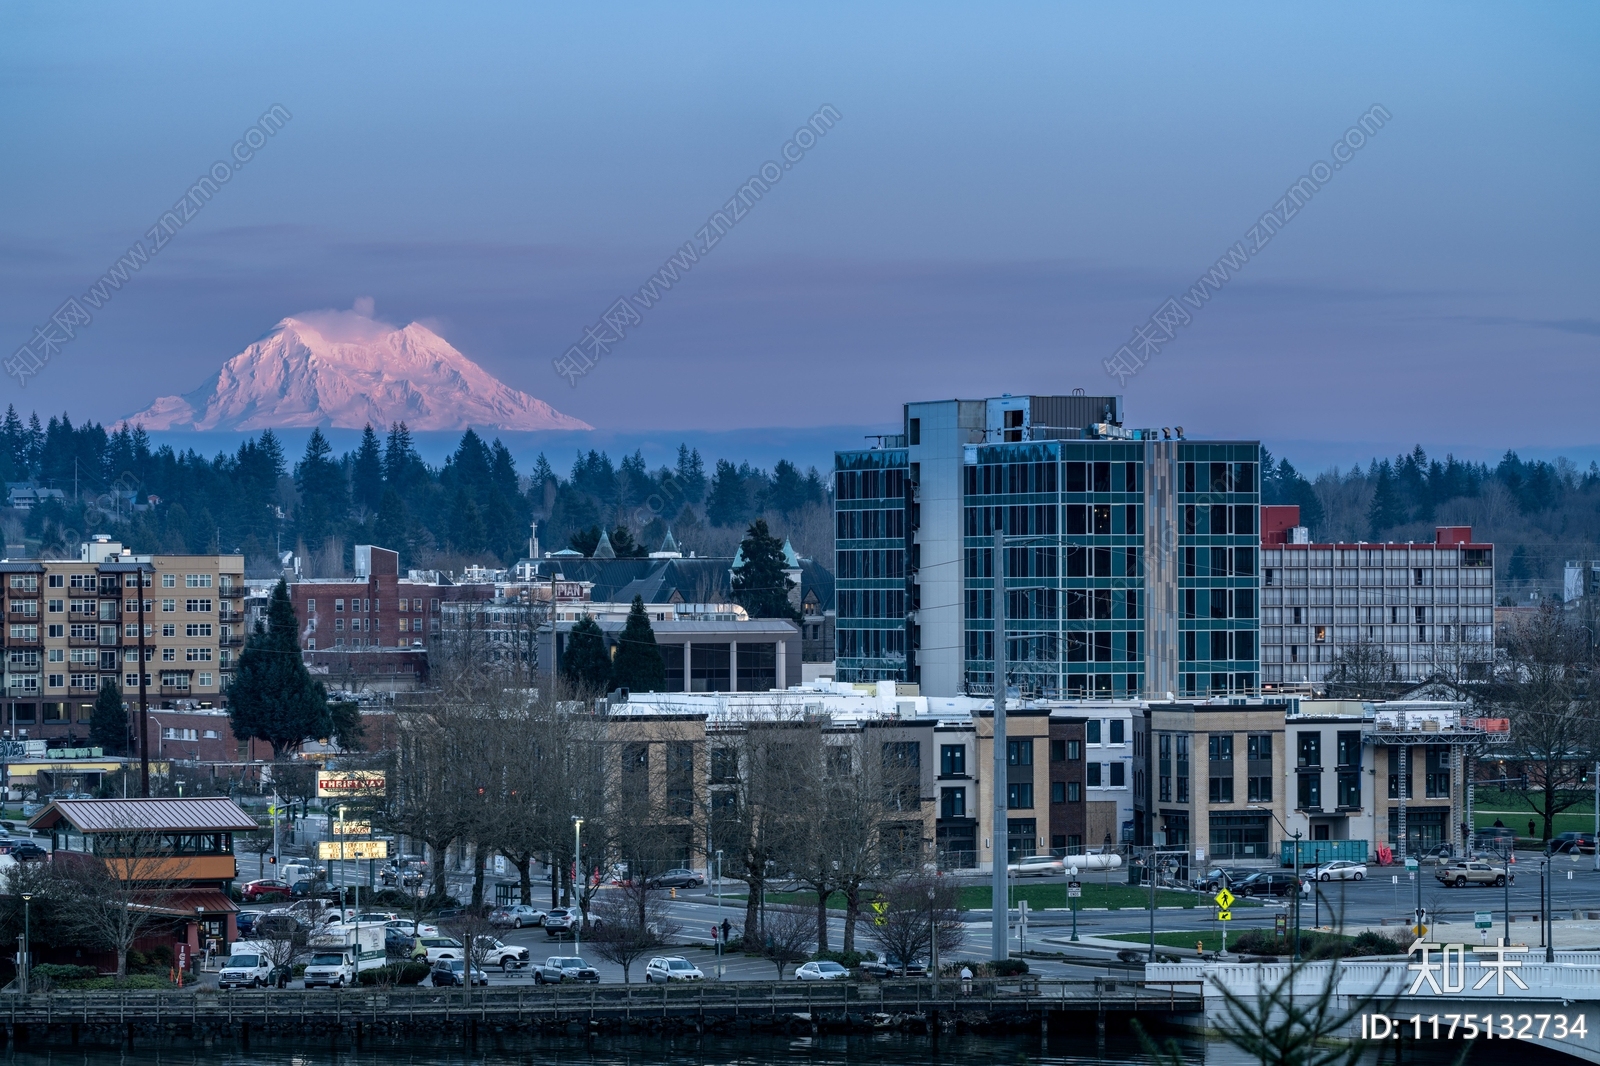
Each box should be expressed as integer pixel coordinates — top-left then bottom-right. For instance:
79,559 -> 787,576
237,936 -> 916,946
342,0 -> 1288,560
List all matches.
431,958 -> 489,987
1234,871 -> 1297,897
1435,860 -> 1511,888
534,956 -> 599,983
644,956 -> 703,982
646,868 -> 704,889
410,935 -> 465,962
1192,867 -> 1255,892
475,936 -> 530,971
1008,854 -> 1066,878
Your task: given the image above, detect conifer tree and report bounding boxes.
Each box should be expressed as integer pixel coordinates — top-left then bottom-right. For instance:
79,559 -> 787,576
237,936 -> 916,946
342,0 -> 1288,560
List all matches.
733,519 -> 799,621
352,424 -> 384,511
228,579 -> 332,758
89,679 -> 127,755
561,614 -> 612,693
610,597 -> 665,693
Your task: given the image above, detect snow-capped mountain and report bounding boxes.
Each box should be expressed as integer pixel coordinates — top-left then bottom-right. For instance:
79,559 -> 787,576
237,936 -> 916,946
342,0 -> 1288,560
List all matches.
125,307 -> 590,432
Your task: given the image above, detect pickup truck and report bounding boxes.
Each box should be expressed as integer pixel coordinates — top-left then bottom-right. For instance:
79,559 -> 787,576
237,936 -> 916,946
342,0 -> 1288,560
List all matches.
474,936 -> 530,971
534,956 -> 599,983
217,949 -> 275,989
1435,860 -> 1511,888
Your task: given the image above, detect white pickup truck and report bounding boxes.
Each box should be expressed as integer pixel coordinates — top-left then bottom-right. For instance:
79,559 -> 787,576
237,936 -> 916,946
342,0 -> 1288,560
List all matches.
302,923 -> 385,988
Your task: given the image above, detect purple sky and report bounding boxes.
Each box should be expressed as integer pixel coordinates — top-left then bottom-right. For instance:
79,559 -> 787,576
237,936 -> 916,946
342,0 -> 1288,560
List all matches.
1,4 -> 1596,470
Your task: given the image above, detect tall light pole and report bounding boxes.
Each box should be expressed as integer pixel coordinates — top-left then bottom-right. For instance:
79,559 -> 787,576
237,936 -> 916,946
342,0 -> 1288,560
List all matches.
990,521 -> 1008,962
572,815 -> 583,956
928,883 -> 940,995
20,892 -> 31,995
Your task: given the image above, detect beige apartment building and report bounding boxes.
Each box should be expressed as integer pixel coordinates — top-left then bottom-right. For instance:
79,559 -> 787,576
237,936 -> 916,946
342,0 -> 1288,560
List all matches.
2,537 -> 245,739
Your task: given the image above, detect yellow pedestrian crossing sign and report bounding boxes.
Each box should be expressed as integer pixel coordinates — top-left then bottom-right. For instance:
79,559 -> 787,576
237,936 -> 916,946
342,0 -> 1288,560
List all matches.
1217,909 -> 1232,922
870,900 -> 888,927
1214,887 -> 1235,910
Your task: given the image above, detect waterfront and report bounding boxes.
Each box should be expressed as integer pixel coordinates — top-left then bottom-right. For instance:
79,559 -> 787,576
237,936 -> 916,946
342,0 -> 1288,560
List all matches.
0,1029 -> 1575,1066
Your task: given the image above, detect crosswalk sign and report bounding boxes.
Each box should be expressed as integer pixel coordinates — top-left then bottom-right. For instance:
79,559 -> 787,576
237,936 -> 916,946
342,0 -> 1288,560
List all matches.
1214,887 -> 1235,910
1217,909 -> 1232,922
870,899 -> 888,927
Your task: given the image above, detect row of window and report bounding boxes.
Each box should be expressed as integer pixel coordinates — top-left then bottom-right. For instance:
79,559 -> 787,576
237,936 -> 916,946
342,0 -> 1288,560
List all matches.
965,587 -> 1142,621
305,597 -> 438,614
1262,586 -> 1495,607
28,670 -> 214,690
1262,548 -> 1491,567
836,509 -> 907,540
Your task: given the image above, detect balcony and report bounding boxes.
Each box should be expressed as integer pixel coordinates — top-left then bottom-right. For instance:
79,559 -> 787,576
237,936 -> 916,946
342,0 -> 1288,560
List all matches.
67,632 -> 100,647
218,610 -> 244,624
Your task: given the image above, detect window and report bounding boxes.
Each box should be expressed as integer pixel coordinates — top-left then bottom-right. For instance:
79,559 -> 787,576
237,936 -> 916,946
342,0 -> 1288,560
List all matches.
185,574 -> 212,587
185,623 -> 213,637
940,787 -> 966,819
162,623 -> 176,637
1337,772 -> 1361,809
1086,762 -> 1102,787
1109,762 -> 1125,787
1051,781 -> 1066,804
1007,783 -> 1033,809
185,599 -> 213,613
1109,720 -> 1125,745
185,648 -> 212,661
1297,772 -> 1321,809
160,671 -> 190,689
47,674 -> 63,689
1051,739 -> 1066,762
1208,734 -> 1234,804
162,574 -> 176,588
161,599 -> 176,612
940,744 -> 966,776
1067,781 -> 1081,802
40,575 -> 59,588
1425,746 -> 1450,798
162,648 -> 176,661
1067,739 -> 1081,760
1336,731 -> 1362,769
307,599 -> 316,614
46,600 -> 62,614
47,625 -> 63,638
1007,739 -> 1032,766
1086,720 -> 1101,744
1297,732 -> 1322,767
335,599 -> 345,611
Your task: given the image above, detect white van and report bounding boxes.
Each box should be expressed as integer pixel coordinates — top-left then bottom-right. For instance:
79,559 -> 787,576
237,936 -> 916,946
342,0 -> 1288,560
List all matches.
218,946 -> 276,989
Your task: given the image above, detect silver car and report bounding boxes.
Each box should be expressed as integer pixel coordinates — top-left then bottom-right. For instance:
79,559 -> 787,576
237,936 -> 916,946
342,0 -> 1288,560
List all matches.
1308,860 -> 1367,882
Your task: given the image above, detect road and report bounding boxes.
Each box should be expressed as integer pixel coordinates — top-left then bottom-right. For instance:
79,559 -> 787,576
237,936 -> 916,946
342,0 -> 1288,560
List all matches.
228,854 -> 1600,985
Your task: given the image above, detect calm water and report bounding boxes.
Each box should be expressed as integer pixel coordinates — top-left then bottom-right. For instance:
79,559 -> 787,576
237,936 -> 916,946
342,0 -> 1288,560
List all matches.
0,1030 -> 1555,1066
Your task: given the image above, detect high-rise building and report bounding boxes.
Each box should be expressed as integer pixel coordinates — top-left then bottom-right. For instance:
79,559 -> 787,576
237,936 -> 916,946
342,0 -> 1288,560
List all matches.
835,395 -> 1262,699
1258,508 -> 1495,686
1,536 -> 245,740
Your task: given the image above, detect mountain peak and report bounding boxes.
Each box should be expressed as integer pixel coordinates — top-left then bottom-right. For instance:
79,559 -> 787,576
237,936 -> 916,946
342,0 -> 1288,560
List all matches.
125,306 -> 590,432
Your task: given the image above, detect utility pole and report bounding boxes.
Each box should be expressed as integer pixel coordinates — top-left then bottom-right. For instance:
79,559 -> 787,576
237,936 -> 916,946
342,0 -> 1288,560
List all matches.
138,567 -> 149,797
990,522 -> 1007,962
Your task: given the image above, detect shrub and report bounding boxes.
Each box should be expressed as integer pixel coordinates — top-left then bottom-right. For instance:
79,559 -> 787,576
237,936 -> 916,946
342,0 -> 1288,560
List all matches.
32,964 -> 98,983
358,962 -> 430,986
991,958 -> 1029,977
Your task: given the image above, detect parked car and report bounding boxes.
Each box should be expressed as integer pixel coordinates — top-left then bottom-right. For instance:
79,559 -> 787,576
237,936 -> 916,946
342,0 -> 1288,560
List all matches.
489,905 -> 546,929
542,908 -> 576,933
644,956 -> 703,982
235,911 -> 259,937
434,907 -> 467,922
1192,867 -> 1256,892
1008,854 -> 1066,878
1435,860 -> 1511,888
1553,832 -> 1597,855
242,879 -> 293,902
475,936 -> 530,971
431,958 -> 489,987
860,956 -> 926,977
795,960 -> 850,981
1234,871 -> 1297,897
646,868 -> 705,889
385,919 -> 438,937
410,935 -> 465,963
384,927 -> 415,955
1306,860 -> 1366,882
534,956 -> 599,983
353,911 -> 398,925
8,843 -> 46,862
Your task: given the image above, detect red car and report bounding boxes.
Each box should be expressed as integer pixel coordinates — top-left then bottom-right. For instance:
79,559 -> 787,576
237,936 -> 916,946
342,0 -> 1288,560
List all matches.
242,878 -> 293,902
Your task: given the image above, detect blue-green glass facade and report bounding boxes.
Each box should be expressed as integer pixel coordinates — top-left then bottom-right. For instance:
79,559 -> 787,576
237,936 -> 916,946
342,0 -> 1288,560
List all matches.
1173,443 -> 1261,697
834,448 -> 909,682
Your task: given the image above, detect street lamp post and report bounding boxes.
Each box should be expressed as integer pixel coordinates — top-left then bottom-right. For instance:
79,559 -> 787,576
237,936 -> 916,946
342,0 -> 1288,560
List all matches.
20,892 -> 31,995
928,884 -> 940,996
714,849 -> 724,978
1251,805 -> 1302,959
571,816 -> 583,957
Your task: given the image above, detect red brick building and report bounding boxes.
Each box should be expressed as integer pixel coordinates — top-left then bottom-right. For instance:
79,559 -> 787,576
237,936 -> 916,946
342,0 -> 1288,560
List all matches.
289,546 -> 490,652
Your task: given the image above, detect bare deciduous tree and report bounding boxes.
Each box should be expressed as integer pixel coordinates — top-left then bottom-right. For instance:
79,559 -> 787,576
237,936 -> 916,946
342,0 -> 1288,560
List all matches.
757,905 -> 815,980
55,824 -> 192,981
588,879 -> 677,983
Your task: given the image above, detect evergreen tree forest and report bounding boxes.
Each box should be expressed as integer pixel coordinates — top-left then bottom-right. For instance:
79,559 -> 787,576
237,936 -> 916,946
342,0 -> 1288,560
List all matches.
0,407 -> 833,577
